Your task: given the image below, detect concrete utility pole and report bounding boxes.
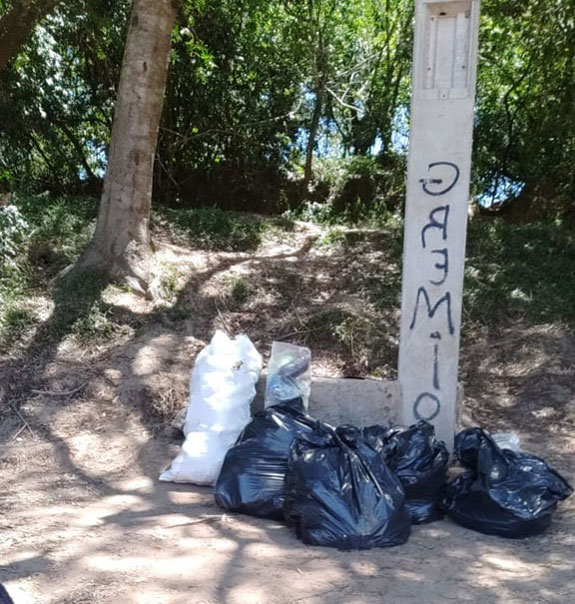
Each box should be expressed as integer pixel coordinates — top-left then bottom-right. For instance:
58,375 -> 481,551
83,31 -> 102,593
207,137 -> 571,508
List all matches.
398,0 -> 481,449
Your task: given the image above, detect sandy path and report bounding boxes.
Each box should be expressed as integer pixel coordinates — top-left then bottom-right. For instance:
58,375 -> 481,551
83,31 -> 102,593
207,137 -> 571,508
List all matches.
1,432 -> 573,604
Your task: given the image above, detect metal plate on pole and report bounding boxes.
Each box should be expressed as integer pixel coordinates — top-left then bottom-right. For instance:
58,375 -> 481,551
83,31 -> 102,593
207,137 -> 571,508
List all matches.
398,0 -> 481,449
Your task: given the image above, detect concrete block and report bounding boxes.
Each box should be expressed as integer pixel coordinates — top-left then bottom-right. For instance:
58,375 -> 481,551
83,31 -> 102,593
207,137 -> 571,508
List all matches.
253,376 -> 401,427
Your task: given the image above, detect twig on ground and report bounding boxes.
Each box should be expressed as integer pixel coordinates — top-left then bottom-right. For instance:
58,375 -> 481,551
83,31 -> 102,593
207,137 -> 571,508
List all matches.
214,299 -> 232,335
165,515 -> 224,528
291,302 -> 305,327
10,424 -> 27,441
278,325 -> 324,340
10,406 -> 36,437
31,381 -> 87,397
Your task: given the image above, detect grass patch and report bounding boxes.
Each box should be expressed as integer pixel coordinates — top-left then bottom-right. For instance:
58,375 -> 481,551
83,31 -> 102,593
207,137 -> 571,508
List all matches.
227,276 -> 253,306
50,270 -> 132,344
0,304 -> 37,348
366,220 -> 575,328
463,221 -> 575,326
159,207 -> 268,252
18,195 -> 98,271
158,263 -> 182,303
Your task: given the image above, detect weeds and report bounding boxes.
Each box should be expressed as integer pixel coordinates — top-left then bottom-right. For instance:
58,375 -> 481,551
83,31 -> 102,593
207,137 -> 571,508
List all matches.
0,204 -> 28,267
159,207 -> 267,252
228,276 -> 253,305
70,301 -> 126,344
0,304 -> 37,348
50,270 -> 131,344
2,192 -> 575,360
285,155 -> 405,226
159,263 -> 181,303
463,221 -> 575,326
365,219 -> 575,328
18,195 -> 97,270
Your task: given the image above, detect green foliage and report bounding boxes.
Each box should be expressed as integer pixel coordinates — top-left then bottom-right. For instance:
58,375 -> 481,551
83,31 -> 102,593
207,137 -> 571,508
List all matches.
289,156 -> 404,226
475,0 -> 575,216
0,195 -> 100,346
0,204 -> 28,266
19,195 -> 97,266
161,207 -> 266,251
228,276 -> 253,306
464,221 -> 575,326
159,263 -> 181,303
69,298 -> 124,344
332,314 -> 374,354
0,1 -> 129,191
2,0 -> 575,219
0,302 -> 36,348
366,220 -> 575,328
50,269 -> 130,343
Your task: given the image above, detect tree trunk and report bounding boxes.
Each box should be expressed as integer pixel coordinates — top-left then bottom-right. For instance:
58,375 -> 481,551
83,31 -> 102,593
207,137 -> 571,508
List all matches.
303,84 -> 324,191
75,0 -> 177,297
0,0 -> 62,72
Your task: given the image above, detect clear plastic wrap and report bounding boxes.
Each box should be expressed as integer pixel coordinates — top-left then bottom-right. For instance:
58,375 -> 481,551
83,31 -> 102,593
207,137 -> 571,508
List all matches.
264,342 -> 311,410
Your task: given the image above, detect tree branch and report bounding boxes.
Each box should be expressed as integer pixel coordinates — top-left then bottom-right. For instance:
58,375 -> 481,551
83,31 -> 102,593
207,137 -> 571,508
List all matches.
0,0 -> 63,72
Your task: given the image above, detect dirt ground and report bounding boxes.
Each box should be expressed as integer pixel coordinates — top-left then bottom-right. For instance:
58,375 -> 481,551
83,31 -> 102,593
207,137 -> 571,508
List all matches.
1,223 -> 574,603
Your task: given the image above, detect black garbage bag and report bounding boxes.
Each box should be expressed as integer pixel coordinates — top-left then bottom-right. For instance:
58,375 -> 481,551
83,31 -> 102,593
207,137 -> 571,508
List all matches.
440,428 -> 573,538
0,584 -> 14,604
364,421 -> 449,524
284,424 -> 411,549
214,398 -> 316,520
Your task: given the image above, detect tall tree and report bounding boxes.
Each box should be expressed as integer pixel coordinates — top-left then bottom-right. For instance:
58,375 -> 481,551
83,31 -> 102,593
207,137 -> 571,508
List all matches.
0,0 -> 63,71
75,0 -> 177,296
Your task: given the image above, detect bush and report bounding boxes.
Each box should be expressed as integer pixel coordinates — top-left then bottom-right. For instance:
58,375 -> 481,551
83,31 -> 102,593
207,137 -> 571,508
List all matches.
289,155 -> 406,225
0,204 -> 28,268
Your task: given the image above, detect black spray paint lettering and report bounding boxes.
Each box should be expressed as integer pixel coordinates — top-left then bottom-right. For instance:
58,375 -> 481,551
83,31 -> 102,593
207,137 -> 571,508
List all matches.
409,287 -> 455,335
419,161 -> 460,196
429,248 -> 449,285
421,205 -> 450,248
411,160 -> 461,422
413,392 -> 441,421
430,332 -> 442,390
433,343 -> 440,389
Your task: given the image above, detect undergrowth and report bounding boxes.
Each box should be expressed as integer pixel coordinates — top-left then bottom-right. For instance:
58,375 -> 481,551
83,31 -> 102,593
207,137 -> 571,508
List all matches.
365,220 -> 575,329
158,206 -> 269,252
2,193 -> 575,356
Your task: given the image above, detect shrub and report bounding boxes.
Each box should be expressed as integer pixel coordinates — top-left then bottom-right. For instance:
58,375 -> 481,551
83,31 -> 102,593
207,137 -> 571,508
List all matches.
0,204 -> 28,268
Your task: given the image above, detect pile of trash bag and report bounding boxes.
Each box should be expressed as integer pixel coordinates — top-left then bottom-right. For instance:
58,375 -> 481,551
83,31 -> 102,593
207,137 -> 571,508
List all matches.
160,330 -> 573,548
160,331 -> 262,485
440,428 -> 573,538
214,397 -> 316,520
284,424 -> 411,549
364,421 -> 449,524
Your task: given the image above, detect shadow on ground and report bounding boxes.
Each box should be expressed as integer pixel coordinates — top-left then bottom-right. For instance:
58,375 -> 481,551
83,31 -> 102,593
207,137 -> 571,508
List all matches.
1,223 -> 574,603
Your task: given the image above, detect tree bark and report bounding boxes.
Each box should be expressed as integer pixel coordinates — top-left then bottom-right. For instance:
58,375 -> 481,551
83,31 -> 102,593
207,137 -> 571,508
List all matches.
0,0 -> 62,72
75,0 -> 177,297
303,27 -> 326,193
303,83 -> 324,191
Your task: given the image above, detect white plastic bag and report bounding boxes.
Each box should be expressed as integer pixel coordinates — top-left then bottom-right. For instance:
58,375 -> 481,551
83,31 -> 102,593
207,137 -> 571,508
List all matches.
160,331 -> 262,485
184,330 -> 262,434
264,341 -> 311,410
159,429 -> 241,485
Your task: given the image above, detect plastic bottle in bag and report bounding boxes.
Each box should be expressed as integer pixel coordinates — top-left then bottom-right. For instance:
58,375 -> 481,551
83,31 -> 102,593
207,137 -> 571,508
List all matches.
264,342 -> 311,410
